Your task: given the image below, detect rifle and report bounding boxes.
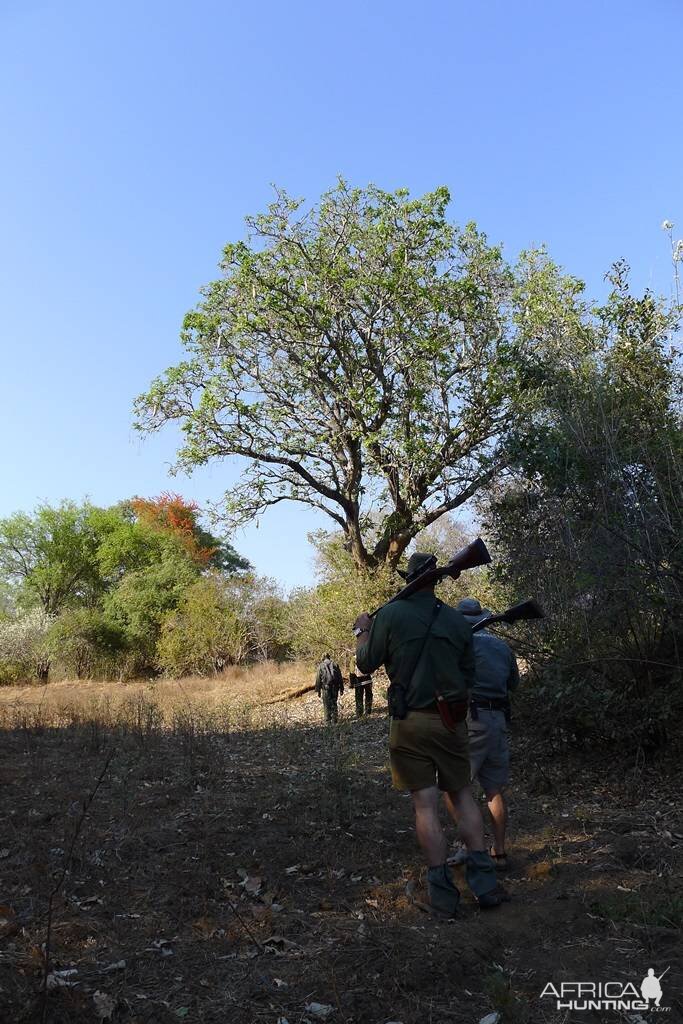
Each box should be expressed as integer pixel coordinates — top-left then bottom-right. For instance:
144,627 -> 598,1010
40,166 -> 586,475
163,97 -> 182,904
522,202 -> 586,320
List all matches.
361,538 -> 491,626
471,599 -> 545,634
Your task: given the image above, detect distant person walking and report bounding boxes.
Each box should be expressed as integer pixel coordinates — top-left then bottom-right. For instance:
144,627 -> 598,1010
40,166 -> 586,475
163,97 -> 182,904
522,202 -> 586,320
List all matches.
349,662 -> 373,717
315,654 -> 344,724
454,597 -> 520,870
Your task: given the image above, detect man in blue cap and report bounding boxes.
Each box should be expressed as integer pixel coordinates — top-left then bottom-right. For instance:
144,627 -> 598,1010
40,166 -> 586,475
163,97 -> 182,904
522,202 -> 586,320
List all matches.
353,553 -> 507,917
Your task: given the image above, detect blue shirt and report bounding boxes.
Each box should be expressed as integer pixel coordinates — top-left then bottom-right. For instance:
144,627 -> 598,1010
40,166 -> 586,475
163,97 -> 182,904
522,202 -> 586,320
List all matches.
470,630 -> 519,701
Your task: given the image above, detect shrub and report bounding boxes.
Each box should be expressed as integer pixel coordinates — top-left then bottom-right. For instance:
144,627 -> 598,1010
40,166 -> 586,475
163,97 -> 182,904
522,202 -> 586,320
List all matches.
0,609 -> 52,682
483,262 -> 683,746
47,609 -> 126,679
157,576 -> 250,677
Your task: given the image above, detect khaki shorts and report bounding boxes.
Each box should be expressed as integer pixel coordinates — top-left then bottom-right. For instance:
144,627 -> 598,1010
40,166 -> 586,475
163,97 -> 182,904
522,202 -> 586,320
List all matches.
389,711 -> 470,792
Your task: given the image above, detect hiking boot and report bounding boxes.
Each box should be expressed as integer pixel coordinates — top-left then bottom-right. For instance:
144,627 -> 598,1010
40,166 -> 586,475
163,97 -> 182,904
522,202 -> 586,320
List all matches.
477,883 -> 511,909
465,849 -> 500,905
427,864 -> 460,918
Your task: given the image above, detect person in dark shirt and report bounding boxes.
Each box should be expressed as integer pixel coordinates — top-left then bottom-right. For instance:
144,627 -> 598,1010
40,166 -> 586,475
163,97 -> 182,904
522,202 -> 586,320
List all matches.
349,660 -> 374,717
354,553 -> 507,916
315,654 -> 344,724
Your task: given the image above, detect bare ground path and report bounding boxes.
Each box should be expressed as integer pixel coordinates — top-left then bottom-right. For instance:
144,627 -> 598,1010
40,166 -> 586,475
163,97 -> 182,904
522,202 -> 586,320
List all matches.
0,674 -> 681,1023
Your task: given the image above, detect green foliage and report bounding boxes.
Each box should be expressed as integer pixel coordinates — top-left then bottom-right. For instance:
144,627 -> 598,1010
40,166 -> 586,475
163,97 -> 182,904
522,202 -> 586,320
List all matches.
157,574 -> 289,676
47,609 -> 126,679
0,501 -> 105,614
484,969 -> 530,1023
483,259 -> 683,745
0,497 -> 249,681
105,549 -> 201,669
591,880 -> 683,928
135,180 -> 528,569
157,575 -> 249,676
238,576 -> 291,662
411,515 -> 506,610
286,531 -> 397,666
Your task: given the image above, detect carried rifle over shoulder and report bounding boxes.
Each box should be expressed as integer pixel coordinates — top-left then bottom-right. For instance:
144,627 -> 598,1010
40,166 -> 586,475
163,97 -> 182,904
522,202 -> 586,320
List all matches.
471,599 -> 545,634
363,538 -> 491,624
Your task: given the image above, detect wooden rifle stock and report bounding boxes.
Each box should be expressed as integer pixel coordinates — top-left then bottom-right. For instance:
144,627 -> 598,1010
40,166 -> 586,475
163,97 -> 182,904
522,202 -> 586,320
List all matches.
370,538 -> 492,618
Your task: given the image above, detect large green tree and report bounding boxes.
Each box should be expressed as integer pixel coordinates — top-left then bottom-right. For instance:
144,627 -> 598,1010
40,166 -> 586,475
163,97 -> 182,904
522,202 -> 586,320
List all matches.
135,181 -> 521,569
0,501 -> 104,614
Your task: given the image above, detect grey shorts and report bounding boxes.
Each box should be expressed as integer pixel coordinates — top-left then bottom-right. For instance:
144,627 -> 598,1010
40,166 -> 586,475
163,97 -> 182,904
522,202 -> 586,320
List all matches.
468,710 -> 510,794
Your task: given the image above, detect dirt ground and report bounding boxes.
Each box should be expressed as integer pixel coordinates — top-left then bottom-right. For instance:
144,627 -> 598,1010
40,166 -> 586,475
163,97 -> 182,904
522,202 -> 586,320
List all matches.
0,670 -> 681,1023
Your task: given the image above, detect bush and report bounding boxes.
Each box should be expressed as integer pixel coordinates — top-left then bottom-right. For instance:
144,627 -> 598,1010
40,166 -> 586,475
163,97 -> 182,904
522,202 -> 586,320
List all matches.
285,533 -> 396,667
483,263 -> 683,746
0,609 -> 52,682
47,609 -> 126,679
157,576 -> 250,676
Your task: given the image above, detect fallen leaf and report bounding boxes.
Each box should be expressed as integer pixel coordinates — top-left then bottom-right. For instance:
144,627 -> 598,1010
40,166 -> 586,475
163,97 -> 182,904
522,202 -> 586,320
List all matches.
242,875 -> 263,895
93,990 -> 115,1019
192,916 -> 217,937
0,905 -> 18,940
305,1003 -> 334,1018
46,969 -> 78,990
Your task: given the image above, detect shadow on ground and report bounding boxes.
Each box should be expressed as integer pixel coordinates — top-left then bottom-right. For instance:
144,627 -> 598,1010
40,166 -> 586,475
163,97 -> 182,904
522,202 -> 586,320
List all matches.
0,695 -> 681,1023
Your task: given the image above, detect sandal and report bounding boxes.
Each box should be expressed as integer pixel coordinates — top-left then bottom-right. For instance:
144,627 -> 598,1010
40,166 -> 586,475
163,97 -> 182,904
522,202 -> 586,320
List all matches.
489,847 -> 510,871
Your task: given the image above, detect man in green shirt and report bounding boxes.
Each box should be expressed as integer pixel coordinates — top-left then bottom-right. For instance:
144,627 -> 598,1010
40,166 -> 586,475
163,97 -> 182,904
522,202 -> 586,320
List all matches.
354,553 -> 506,917
315,654 -> 344,724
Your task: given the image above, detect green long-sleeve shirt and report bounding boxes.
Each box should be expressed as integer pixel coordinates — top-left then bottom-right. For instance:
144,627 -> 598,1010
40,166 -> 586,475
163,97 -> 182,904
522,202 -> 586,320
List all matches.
356,590 -> 475,708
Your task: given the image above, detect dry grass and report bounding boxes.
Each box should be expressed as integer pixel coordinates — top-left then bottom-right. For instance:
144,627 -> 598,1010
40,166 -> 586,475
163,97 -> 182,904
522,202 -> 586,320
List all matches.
0,662 -> 312,728
1,664 -> 682,1023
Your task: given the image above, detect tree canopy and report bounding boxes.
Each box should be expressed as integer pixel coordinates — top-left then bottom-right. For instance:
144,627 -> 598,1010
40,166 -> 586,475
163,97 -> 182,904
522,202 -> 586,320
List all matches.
0,496 -> 253,679
0,502 -> 104,614
136,181 -> 524,568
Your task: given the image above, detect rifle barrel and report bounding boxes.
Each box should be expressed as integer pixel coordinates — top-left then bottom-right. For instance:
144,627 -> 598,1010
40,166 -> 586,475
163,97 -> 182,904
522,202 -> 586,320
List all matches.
369,538 -> 491,617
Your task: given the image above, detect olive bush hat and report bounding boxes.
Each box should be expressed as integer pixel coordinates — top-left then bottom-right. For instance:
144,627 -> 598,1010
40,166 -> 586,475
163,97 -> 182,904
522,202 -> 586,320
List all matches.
397,552 -> 437,583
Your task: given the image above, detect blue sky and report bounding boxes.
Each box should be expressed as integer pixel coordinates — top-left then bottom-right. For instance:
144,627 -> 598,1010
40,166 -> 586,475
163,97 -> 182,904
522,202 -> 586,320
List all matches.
1,0 -> 681,590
